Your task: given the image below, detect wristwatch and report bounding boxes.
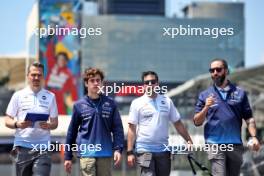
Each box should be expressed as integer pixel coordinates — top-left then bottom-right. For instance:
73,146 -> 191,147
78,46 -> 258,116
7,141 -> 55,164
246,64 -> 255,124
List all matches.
14,121 -> 18,129
251,136 -> 258,139
127,150 -> 134,156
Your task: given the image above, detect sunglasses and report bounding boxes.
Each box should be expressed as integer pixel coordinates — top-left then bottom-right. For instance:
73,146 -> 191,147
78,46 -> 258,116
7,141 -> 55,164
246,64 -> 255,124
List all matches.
144,79 -> 157,85
209,67 -> 224,73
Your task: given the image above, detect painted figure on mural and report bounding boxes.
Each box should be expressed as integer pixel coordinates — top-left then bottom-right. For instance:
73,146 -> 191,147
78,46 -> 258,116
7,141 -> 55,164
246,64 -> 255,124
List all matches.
46,52 -> 78,114
39,2 -> 81,114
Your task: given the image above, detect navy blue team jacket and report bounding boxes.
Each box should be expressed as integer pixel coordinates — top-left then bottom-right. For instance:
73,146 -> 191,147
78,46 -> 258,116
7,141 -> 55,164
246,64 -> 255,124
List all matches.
195,83 -> 253,144
65,95 -> 124,160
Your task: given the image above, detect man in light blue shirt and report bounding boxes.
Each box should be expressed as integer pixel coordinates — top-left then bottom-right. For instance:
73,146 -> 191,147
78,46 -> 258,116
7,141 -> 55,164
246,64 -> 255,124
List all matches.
127,71 -> 192,176
5,62 -> 58,176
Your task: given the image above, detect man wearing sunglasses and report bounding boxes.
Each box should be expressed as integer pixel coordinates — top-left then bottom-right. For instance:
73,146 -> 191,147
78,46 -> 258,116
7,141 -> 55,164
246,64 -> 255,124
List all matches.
193,59 -> 260,176
127,71 -> 193,176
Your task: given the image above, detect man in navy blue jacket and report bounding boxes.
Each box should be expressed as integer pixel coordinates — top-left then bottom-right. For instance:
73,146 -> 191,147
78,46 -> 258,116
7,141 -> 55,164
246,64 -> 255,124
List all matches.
64,67 -> 124,176
193,59 -> 260,176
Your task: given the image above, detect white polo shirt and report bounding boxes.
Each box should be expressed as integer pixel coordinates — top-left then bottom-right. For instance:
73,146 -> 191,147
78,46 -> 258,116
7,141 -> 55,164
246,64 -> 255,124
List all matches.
128,94 -> 180,152
6,86 -> 58,148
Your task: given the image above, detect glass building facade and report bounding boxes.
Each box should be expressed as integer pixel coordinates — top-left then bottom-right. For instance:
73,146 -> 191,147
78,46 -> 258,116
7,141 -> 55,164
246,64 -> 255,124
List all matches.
82,3 -> 244,83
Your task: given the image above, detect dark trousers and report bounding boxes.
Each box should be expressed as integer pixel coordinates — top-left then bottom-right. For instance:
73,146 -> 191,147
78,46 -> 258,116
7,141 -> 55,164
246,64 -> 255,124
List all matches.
13,146 -> 51,176
137,152 -> 171,176
207,145 -> 244,176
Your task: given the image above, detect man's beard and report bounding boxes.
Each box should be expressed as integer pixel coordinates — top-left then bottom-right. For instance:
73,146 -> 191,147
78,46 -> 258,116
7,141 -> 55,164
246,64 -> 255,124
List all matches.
212,75 -> 226,86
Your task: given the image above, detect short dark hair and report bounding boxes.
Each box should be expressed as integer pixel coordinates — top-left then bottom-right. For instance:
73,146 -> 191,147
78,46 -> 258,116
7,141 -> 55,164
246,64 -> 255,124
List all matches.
27,61 -> 44,74
141,71 -> 159,82
210,58 -> 228,69
56,52 -> 69,61
83,67 -> 104,82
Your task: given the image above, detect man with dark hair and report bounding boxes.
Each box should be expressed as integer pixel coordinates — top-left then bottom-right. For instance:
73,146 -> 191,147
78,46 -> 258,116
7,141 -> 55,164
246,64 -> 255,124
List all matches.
5,61 -> 58,176
193,59 -> 260,176
141,71 -> 159,82
127,71 -> 193,176
64,67 -> 124,176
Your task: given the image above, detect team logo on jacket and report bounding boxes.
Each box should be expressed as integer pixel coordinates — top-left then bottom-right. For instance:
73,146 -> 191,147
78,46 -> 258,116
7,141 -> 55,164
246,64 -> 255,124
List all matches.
160,100 -> 168,109
81,104 -> 89,110
104,102 -> 110,106
230,91 -> 241,102
42,95 -> 47,100
142,109 -> 153,119
102,102 -> 112,118
143,113 -> 153,118
102,102 -> 112,111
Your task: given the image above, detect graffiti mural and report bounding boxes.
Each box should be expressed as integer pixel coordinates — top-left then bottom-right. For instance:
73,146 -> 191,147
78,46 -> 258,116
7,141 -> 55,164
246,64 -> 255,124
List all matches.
39,0 -> 81,114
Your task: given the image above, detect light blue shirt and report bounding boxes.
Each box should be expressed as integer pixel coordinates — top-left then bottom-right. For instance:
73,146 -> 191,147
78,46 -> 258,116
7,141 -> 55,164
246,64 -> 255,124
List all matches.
216,85 -> 230,100
128,94 -> 181,152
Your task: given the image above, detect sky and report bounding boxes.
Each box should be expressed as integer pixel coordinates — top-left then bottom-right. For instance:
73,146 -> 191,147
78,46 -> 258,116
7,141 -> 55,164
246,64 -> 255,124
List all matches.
0,0 -> 35,56
0,0 -> 263,67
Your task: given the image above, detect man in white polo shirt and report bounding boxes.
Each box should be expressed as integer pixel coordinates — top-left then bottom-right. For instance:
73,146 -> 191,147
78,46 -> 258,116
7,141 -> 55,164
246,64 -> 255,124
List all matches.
5,61 -> 58,176
127,71 -> 193,176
